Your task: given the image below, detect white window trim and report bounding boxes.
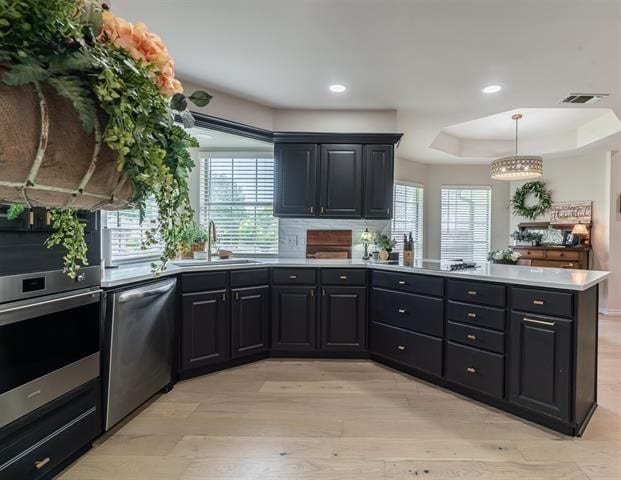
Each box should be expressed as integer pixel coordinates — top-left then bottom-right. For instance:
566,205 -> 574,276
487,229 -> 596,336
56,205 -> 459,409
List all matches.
392,181 -> 425,255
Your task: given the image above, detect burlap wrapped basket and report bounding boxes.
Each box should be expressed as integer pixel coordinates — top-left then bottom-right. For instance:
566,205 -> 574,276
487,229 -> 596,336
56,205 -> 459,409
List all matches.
0,70 -> 133,210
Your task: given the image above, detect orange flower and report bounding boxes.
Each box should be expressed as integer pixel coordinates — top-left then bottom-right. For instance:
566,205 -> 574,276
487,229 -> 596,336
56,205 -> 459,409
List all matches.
99,11 -> 183,95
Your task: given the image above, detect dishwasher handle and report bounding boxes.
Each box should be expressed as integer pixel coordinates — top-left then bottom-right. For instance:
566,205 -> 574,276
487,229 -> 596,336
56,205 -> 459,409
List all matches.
118,279 -> 176,303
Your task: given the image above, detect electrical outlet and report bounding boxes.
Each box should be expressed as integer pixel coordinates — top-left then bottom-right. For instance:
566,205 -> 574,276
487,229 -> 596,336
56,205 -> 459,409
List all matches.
286,234 -> 298,248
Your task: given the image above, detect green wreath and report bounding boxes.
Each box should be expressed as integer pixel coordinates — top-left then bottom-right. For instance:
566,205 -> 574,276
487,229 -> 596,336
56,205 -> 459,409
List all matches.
511,181 -> 552,220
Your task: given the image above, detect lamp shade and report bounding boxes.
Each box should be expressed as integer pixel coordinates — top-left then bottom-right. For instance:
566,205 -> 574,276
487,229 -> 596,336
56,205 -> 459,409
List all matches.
360,228 -> 373,242
490,155 -> 543,180
571,223 -> 589,235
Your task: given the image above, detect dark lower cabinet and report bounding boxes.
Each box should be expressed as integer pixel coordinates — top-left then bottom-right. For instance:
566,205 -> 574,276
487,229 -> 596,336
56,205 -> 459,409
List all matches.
320,286 -> 366,352
181,290 -> 229,371
231,286 -> 269,359
509,313 -> 572,421
271,286 -> 317,351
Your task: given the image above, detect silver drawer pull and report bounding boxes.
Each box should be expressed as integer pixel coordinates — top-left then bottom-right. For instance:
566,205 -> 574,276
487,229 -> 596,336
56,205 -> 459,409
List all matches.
467,313 -> 477,318
467,290 -> 477,296
533,300 -> 545,305
467,334 -> 477,340
339,275 -> 348,280
35,458 -> 50,470
398,280 -> 407,285
397,345 -> 406,351
524,317 -> 556,326
398,308 -> 407,314
466,367 -> 476,374
289,275 -> 297,279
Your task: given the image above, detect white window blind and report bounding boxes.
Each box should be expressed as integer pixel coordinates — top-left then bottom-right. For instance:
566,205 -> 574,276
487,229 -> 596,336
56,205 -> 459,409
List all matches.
103,197 -> 162,263
440,186 -> 491,263
392,183 -> 424,255
199,153 -> 278,255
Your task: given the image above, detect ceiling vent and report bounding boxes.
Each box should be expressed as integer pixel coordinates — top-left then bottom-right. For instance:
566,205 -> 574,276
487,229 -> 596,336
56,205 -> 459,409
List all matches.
560,93 -> 609,104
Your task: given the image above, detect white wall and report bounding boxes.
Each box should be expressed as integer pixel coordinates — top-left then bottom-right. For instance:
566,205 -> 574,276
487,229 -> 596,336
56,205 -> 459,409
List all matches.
602,152 -> 621,315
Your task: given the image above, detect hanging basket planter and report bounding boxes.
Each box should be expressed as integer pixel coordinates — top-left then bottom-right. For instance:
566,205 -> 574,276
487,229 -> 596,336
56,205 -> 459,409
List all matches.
0,74 -> 133,210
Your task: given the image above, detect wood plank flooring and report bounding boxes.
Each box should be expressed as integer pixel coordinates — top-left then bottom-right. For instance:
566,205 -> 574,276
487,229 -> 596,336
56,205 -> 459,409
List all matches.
59,316 -> 621,479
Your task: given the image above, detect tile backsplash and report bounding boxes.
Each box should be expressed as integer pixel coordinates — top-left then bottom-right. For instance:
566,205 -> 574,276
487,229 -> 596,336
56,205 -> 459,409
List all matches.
278,218 -> 391,259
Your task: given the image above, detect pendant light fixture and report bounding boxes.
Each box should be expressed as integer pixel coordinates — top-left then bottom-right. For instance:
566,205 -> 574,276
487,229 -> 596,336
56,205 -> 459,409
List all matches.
490,113 -> 543,180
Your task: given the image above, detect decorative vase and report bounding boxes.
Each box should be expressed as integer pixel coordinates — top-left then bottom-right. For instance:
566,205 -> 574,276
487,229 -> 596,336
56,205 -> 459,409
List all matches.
0,73 -> 133,210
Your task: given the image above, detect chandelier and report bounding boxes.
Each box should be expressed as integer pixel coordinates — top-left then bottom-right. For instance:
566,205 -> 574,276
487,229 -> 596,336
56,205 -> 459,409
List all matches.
490,114 -> 543,180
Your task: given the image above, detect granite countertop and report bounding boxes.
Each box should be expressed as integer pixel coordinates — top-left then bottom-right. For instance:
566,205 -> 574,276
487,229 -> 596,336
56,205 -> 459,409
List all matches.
101,257 -> 610,291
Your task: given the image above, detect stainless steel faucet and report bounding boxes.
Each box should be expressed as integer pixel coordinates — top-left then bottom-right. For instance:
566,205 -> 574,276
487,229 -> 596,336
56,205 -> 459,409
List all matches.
207,220 -> 217,261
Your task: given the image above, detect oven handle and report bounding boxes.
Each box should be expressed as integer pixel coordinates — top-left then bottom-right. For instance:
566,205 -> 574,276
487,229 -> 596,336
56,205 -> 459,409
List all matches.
118,279 -> 176,303
0,289 -> 102,326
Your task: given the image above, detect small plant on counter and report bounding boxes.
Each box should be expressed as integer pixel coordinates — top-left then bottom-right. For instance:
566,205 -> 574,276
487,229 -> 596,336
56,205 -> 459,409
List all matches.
179,222 -> 209,258
375,234 -> 396,253
488,248 -> 521,265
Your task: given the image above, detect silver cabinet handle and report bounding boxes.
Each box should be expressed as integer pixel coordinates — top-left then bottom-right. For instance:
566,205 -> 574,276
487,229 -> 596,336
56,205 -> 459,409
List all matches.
398,309 -> 407,314
397,345 -> 406,351
289,275 -> 297,279
524,317 -> 555,326
339,275 -> 347,280
35,458 -> 50,470
467,334 -> 477,340
467,313 -> 477,318
533,300 -> 545,305
309,206 -> 314,213
467,290 -> 477,296
398,280 -> 407,285
466,367 -> 477,374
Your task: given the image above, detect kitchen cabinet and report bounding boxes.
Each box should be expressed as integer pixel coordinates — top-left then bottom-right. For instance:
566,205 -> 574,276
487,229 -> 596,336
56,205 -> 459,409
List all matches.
319,144 -> 363,218
231,285 -> 269,359
320,286 -> 366,352
509,312 -> 572,421
271,286 -> 317,351
181,290 -> 229,371
273,143 -> 318,217
363,145 -> 394,219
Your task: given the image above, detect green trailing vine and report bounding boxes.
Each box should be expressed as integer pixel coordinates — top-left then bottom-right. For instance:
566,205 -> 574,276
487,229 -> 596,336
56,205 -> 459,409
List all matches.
6,204 -> 25,220
510,181 -> 552,221
0,0 -> 212,277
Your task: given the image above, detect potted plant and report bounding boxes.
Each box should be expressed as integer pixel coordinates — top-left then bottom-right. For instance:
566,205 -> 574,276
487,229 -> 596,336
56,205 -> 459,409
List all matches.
0,0 -> 212,277
374,234 -> 398,262
488,249 -> 522,265
511,230 -> 543,247
179,222 -> 209,259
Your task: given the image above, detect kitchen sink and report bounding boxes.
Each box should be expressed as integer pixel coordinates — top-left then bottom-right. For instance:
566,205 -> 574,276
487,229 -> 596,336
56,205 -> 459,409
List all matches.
170,258 -> 260,267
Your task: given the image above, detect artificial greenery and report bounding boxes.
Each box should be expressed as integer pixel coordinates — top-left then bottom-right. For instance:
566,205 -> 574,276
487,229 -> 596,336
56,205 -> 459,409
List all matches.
45,209 -> 88,278
375,234 -> 396,253
6,203 -> 25,220
511,229 -> 544,245
179,222 -> 210,248
488,248 -> 521,264
0,0 -> 212,277
510,181 -> 552,221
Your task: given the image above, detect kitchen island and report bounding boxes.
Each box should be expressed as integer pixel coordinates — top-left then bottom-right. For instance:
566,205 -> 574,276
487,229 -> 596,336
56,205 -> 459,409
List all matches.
102,259 -> 608,436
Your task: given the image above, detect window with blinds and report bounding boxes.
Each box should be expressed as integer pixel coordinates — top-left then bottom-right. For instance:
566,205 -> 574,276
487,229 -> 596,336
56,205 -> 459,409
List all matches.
199,153 -> 278,255
103,197 -> 162,263
440,186 -> 491,263
392,183 -> 424,255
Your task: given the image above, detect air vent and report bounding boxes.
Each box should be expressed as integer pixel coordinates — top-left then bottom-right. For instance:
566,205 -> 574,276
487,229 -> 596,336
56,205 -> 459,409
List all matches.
561,93 -> 609,104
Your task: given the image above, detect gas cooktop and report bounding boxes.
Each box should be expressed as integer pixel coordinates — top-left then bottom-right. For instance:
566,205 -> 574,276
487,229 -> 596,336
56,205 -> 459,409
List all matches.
375,259 -> 480,272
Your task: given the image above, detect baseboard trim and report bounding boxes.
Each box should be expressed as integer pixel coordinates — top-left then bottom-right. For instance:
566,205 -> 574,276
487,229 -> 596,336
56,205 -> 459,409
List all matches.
600,308 -> 621,316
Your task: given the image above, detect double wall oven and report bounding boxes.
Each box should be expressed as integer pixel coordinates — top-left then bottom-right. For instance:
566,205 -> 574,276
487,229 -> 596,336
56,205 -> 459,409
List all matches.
0,206 -> 102,478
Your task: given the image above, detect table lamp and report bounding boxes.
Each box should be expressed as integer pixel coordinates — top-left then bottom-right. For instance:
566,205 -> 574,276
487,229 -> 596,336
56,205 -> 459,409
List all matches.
360,228 -> 373,260
571,223 -> 589,245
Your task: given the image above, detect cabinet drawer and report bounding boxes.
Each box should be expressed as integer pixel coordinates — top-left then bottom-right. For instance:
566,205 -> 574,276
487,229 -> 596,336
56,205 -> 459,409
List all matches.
446,342 -> 504,399
545,250 -> 580,261
447,301 -> 505,331
515,249 -> 545,259
371,288 -> 443,337
181,271 -> 228,293
372,270 -> 444,297
321,268 -> 366,285
447,321 -> 505,354
370,322 -> 442,377
230,268 -> 269,287
447,280 -> 505,307
272,268 -> 317,285
512,287 -> 574,318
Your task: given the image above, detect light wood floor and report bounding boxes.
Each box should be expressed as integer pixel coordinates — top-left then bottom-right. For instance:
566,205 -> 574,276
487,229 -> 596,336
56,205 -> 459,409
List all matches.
60,316 -> 621,479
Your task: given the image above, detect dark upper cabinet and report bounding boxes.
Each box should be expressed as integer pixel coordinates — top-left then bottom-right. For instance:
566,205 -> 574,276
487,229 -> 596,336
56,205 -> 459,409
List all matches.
231,285 -> 269,359
181,290 -> 229,371
508,313 -> 572,421
363,145 -> 394,219
273,143 -> 318,217
319,144 -> 363,218
271,286 -> 317,351
320,286 -> 366,352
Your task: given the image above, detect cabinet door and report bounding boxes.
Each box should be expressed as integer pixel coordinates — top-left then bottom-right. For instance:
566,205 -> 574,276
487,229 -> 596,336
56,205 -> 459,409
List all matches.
320,286 -> 366,352
509,313 -> 572,421
181,290 -> 229,371
273,143 -> 318,217
231,286 -> 269,359
271,286 -> 317,351
363,145 -> 394,219
319,144 -> 363,218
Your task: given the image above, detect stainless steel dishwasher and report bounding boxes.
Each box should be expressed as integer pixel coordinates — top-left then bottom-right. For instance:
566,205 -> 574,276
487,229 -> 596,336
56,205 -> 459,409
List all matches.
103,277 -> 177,430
